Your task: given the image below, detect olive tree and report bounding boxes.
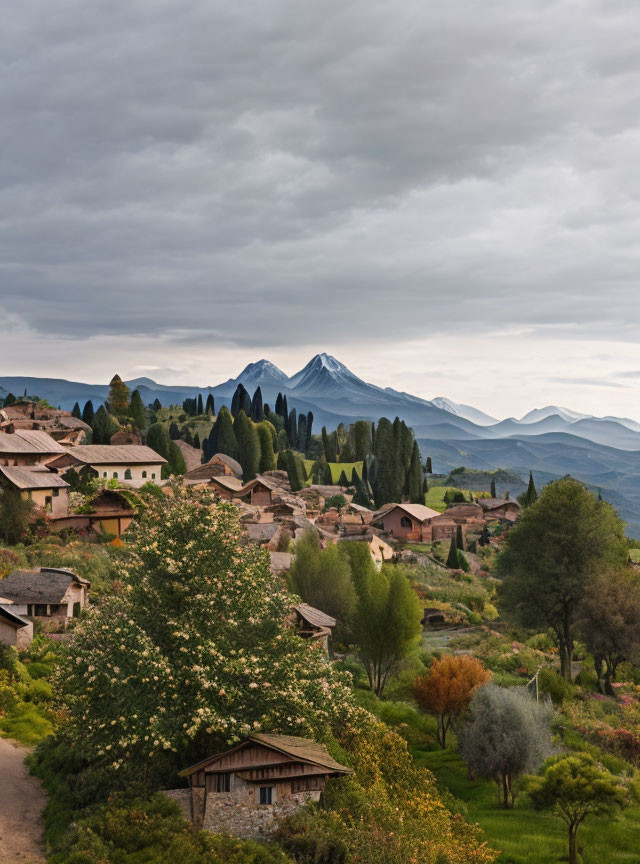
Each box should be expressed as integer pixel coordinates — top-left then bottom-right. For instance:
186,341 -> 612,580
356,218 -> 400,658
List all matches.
458,685 -> 553,808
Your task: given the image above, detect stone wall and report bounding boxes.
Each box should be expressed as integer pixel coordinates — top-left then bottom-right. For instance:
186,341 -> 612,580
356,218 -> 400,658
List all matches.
202,779 -> 320,840
162,789 -> 192,821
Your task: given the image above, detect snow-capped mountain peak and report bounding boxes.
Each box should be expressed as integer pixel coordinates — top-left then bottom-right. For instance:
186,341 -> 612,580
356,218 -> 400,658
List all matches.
235,359 -> 288,387
431,396 -> 498,426
288,353 -> 367,394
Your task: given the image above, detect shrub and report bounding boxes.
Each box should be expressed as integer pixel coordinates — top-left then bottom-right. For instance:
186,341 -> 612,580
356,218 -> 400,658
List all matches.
538,668 -> 574,705
25,678 -> 53,704
0,701 -> 53,745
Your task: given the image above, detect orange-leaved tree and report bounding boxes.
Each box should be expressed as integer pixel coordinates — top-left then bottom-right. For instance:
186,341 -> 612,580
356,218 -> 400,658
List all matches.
412,654 -> 491,747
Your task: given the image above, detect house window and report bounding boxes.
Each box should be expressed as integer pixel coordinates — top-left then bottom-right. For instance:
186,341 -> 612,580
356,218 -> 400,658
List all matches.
124,469 -> 132,480
151,473 -> 156,479
113,472 -> 118,479
103,472 -> 108,478
215,773 -> 231,792
142,471 -> 147,479
259,786 -> 273,805
400,516 -> 412,528
34,604 -> 48,617
53,488 -> 59,497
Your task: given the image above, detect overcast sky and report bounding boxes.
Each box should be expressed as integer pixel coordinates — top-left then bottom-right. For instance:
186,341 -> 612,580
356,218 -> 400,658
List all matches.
1,0 -> 640,420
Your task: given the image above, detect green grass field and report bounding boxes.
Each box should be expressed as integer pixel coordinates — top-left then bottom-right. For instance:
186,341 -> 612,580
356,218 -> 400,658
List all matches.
303,460 -> 363,485
414,747 -> 640,864
424,485 -> 472,512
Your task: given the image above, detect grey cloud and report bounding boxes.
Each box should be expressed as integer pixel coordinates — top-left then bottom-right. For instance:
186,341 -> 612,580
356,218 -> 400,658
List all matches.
1,0 -> 640,350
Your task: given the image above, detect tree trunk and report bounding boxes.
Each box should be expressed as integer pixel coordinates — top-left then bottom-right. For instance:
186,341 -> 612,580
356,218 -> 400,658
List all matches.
568,824 -> 578,864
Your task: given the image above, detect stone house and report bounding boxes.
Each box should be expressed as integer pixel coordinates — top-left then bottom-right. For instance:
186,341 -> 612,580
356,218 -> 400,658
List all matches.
183,453 -> 243,485
0,430 -> 65,467
178,733 -> 352,838
209,474 -> 278,507
0,603 -> 33,648
0,567 -> 90,621
0,465 -> 70,517
46,445 -> 166,487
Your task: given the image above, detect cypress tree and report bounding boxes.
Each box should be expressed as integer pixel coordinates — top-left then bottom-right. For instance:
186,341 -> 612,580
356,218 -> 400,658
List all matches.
321,427 -> 330,461
197,393 -> 204,415
71,402 -> 81,419
282,395 -> 288,424
257,422 -> 277,473
81,400 -> 95,426
490,478 -> 497,498
167,440 -> 187,477
106,374 -> 130,418
423,474 -> 429,495
372,417 -> 397,508
234,410 -> 260,481
3,393 -> 16,407
306,411 -> 313,450
407,441 -> 424,504
288,409 -> 298,449
129,389 -> 147,431
338,470 -> 350,488
426,456 -> 433,474
210,406 -> 238,460
251,387 -> 264,421
284,450 -> 304,492
275,392 -> 283,418
525,471 -> 538,507
456,524 -> 464,550
91,405 -> 118,444
205,394 -> 215,415
297,413 -> 307,453
350,467 -> 359,487
169,422 -> 180,440
446,535 -> 460,569
152,398 -> 162,412
231,383 -> 251,418
193,432 -> 201,450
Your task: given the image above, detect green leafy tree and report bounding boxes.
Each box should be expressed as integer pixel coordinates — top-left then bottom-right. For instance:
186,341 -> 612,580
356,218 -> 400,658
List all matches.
0,486 -> 33,544
459,685 -> 553,808
577,569 -> 640,695
129,389 -> 147,431
526,754 -> 629,864
354,564 -> 422,696
234,411 -> 260,481
498,478 -> 628,679
56,491 -> 355,788
106,374 -> 130,419
288,531 -> 357,643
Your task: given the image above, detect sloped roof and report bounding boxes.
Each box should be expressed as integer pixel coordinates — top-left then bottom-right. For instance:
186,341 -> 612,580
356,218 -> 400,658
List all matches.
0,430 -> 65,455
269,551 -> 292,573
373,502 -> 440,524
56,416 -> 92,432
0,567 -> 89,604
479,498 -> 520,511
0,465 -> 70,490
210,475 -> 245,491
293,603 -> 336,629
0,603 -> 31,629
180,733 -> 352,777
207,452 -> 243,477
174,440 -> 202,473
59,445 -> 167,465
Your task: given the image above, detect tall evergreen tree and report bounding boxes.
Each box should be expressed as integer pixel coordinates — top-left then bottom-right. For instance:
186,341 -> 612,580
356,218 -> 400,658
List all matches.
371,417 -> 396,507
91,405 -> 118,444
152,398 -> 162,412
456,524 -> 464,550
297,413 -> 307,453
338,469 -> 350,487
251,387 -> 264,421
205,393 -> 215,415
490,478 -> 497,498
257,421 -> 277,473
305,411 -> 313,450
446,535 -> 460,569
234,411 -> 260,481
106,374 -> 130,418
284,450 -> 304,492
81,400 -> 95,426
275,392 -> 283,418
287,409 -> 298,449
231,383 -> 251,418
350,467 -> 359,487
526,471 -> 538,506
282,395 -> 288,425
426,456 -> 433,474
193,432 -> 201,450
71,402 -> 81,419
129,389 -> 147,431
209,406 -> 238,460
407,441 -> 424,504
197,393 -> 204,415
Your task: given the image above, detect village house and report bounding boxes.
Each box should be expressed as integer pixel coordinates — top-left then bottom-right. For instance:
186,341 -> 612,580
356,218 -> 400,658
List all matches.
0,429 -> 65,466
0,567 -> 90,623
177,733 -> 352,838
0,603 -> 33,648
209,474 -> 279,507
110,429 -> 142,446
46,444 -> 166,487
0,465 -> 70,517
479,498 -> 521,521
51,489 -> 136,538
290,603 -> 336,654
371,502 -> 456,542
183,452 -> 243,485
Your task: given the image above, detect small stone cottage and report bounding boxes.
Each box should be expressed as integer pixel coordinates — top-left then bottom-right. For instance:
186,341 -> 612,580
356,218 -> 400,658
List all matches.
0,567 -> 90,622
178,733 -> 352,838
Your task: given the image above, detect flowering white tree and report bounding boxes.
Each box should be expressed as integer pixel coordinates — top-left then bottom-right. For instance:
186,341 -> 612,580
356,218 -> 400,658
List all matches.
58,489 -> 354,784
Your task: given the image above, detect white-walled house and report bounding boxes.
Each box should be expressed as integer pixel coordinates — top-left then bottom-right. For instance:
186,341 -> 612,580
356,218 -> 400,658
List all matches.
47,445 -> 167,487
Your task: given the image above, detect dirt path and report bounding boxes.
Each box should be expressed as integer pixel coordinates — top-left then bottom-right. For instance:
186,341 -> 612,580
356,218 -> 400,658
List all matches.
0,738 -> 46,863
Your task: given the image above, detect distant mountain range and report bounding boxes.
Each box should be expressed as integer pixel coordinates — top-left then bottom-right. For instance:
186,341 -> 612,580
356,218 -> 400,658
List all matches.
2,353 -> 640,535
